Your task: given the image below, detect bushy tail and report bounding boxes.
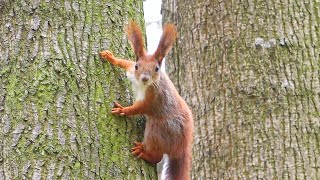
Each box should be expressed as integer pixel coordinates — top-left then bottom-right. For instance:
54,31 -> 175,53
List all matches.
162,151 -> 191,180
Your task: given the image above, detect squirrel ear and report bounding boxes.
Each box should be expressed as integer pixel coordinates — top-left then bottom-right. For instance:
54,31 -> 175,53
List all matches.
125,21 -> 145,60
153,23 -> 177,64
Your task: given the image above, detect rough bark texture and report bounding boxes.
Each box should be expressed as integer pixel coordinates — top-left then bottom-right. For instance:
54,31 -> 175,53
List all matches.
0,0 -> 157,179
163,0 -> 320,179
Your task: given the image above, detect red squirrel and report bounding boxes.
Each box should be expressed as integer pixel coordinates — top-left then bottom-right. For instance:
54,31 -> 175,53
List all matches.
99,21 -> 193,180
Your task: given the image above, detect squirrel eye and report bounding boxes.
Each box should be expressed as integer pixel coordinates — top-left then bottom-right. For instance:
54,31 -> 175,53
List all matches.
135,64 -> 138,70
155,66 -> 159,72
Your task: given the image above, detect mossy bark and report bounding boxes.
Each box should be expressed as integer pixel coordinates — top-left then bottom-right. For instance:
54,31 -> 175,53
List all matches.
163,0 -> 320,179
0,0 -> 157,179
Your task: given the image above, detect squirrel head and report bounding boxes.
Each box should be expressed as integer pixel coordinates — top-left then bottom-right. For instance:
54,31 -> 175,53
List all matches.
126,21 -> 177,86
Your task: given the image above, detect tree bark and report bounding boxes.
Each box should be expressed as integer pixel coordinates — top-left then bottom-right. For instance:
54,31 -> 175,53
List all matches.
162,0 -> 320,179
0,0 -> 157,179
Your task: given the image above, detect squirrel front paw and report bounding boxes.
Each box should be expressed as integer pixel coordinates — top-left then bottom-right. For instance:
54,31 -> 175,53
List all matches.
99,50 -> 115,61
111,102 -> 126,116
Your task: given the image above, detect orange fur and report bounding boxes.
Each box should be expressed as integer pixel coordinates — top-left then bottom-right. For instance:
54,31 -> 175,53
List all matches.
99,50 -> 135,71
99,21 -> 193,180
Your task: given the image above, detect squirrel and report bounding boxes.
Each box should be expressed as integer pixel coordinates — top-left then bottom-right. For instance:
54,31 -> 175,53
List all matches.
99,21 -> 193,180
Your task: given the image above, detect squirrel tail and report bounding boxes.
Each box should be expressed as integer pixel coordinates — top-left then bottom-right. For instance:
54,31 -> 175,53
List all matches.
162,150 -> 191,180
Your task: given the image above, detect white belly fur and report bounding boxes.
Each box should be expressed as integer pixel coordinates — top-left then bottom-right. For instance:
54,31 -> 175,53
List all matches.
126,71 -> 147,101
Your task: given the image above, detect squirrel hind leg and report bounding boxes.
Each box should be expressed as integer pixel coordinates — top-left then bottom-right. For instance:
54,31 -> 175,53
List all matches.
131,142 -> 163,165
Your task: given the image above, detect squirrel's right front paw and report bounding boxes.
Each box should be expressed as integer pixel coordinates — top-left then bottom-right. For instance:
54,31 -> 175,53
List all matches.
99,50 -> 114,60
111,102 -> 125,116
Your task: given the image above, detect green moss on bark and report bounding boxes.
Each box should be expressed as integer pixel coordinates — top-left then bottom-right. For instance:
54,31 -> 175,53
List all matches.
0,0 -> 156,179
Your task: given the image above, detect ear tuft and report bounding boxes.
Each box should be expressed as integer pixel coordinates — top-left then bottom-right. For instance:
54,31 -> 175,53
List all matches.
153,23 -> 177,64
125,21 -> 145,59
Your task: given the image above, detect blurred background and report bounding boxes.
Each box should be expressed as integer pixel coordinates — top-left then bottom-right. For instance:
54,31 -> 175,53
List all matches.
143,0 -> 162,53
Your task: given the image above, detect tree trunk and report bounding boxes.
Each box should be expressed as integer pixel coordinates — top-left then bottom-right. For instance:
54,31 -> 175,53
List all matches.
0,0 -> 157,179
162,0 -> 320,179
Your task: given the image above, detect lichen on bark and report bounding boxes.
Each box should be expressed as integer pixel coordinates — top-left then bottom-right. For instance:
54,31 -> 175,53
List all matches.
163,0 -> 320,179
0,0 -> 156,179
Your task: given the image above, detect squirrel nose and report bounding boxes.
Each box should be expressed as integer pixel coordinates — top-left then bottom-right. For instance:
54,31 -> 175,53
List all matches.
141,74 -> 150,83
142,76 -> 149,82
